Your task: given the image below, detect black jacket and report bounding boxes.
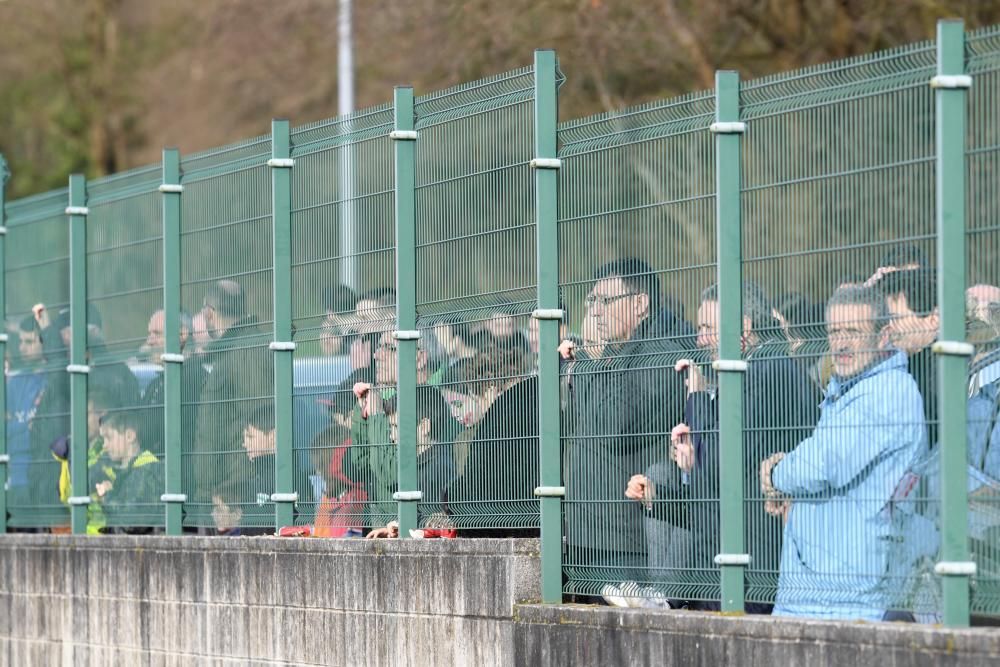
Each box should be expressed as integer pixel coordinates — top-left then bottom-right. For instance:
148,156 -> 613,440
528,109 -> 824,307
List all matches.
565,310 -> 687,553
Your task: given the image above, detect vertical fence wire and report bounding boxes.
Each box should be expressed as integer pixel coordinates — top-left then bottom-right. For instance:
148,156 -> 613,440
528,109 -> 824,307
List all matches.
4,189 -> 71,528
289,106 -> 396,535
965,24 -> 1000,618
85,165 -> 164,530
413,68 -> 539,533
740,41 -> 938,617
558,92 -> 717,604
179,136 -> 274,532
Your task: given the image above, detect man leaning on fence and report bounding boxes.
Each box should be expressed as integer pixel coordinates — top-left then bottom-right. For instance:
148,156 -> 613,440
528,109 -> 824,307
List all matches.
562,258 -> 686,600
192,280 -> 273,503
760,285 -> 928,621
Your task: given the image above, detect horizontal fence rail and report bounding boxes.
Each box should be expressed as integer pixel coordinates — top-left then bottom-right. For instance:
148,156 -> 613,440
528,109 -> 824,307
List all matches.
1,20 -> 998,628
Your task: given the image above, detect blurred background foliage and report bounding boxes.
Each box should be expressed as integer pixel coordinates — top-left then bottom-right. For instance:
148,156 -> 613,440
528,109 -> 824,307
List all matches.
0,0 -> 999,198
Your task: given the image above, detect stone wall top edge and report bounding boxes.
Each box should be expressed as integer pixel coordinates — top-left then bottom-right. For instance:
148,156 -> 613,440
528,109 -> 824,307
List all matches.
0,534 -> 541,556
514,604 -> 1000,650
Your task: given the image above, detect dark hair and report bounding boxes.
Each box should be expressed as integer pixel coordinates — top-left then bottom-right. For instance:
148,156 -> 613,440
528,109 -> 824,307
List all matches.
244,405 -> 275,432
593,258 -> 660,314
204,280 -> 246,319
700,281 -> 781,341
18,315 -> 39,334
101,410 -> 146,444
322,284 -> 358,315
879,244 -> 927,271
826,285 -> 890,327
877,268 -> 936,314
358,288 -> 395,307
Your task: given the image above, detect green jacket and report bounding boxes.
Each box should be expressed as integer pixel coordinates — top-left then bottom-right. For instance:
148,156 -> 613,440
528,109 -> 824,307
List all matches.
102,450 -> 162,527
343,386 -> 458,528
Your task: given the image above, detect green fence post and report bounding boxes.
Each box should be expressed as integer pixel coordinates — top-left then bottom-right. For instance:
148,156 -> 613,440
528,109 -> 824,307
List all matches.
712,70 -> 748,613
393,86 -> 420,535
0,155 -> 8,534
160,148 -> 185,535
933,19 -> 973,628
270,119 -> 296,529
66,174 -> 90,535
532,49 -> 563,604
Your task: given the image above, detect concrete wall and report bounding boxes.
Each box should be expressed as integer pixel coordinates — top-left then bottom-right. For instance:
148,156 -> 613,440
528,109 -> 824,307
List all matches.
3,535 -> 999,667
514,604 -> 1000,667
0,535 -> 540,666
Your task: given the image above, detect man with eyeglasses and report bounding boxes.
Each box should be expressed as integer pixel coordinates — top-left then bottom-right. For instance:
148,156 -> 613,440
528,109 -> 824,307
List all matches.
561,257 -> 687,603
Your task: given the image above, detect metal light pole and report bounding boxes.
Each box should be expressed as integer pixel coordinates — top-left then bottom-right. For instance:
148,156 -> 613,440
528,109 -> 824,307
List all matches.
338,0 -> 358,291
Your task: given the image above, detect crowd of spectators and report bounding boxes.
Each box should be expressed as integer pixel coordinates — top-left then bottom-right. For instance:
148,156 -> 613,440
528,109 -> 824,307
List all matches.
5,245 -> 1000,622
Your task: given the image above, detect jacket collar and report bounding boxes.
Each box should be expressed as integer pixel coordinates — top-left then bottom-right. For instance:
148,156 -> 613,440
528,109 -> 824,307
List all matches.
824,348 -> 908,403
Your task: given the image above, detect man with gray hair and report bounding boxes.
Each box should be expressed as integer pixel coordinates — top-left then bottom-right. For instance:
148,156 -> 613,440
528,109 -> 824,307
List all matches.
759,285 -> 927,621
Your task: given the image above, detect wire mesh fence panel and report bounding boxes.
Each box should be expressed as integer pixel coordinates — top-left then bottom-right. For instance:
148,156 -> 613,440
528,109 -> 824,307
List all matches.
85,166 -> 164,531
966,25 -> 1000,619
558,94 -> 717,606
290,106 -> 396,535
740,42 -> 939,619
413,68 -> 539,534
4,189 -> 71,528
179,136 -> 275,532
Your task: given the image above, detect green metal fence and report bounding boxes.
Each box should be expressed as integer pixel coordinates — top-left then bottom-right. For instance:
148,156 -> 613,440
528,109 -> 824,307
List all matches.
1,18 -> 999,627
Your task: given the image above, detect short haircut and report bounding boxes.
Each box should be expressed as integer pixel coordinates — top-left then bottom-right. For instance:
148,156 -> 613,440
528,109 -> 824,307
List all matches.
244,405 -> 275,432
593,258 -> 660,312
18,315 -> 39,334
358,288 -> 395,307
700,281 -> 781,340
322,284 -> 358,315
101,410 -> 145,444
879,243 -> 927,270
878,268 -> 936,314
204,280 -> 246,319
826,285 -> 890,329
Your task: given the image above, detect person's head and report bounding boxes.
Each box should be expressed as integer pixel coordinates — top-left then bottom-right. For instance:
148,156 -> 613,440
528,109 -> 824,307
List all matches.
242,407 -> 276,461
99,411 -> 143,465
825,285 -> 891,379
879,244 -> 927,272
88,387 -> 118,441
373,329 -> 432,385
143,310 -> 193,361
17,315 -> 43,363
774,292 -> 825,354
320,284 -> 360,356
695,282 -> 778,359
968,283 -> 1000,324
485,299 -> 521,340
878,268 -> 938,355
354,288 -> 395,335
202,280 -> 246,336
588,258 -> 660,343
190,312 -> 211,353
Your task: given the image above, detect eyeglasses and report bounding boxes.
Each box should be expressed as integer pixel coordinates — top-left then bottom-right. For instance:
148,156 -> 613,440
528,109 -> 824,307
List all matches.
585,293 -> 638,309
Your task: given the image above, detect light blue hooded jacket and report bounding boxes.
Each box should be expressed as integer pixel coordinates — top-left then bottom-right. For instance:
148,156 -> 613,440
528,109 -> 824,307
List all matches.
771,350 -> 928,621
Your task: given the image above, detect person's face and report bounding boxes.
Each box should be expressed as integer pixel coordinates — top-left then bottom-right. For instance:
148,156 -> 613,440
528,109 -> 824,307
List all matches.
696,300 -> 720,355
827,303 -> 885,379
87,401 -> 106,440
586,278 -> 649,343
486,312 -> 516,339
886,293 -> 938,355
320,312 -> 347,356
355,299 -> 391,335
242,425 -> 276,460
201,302 -> 219,336
145,311 -> 165,357
100,424 -> 136,463
60,326 -> 72,349
695,300 -> 754,359
191,312 -> 211,351
374,331 -> 398,385
439,388 -> 488,427
18,328 -> 42,363
967,284 -> 1000,322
